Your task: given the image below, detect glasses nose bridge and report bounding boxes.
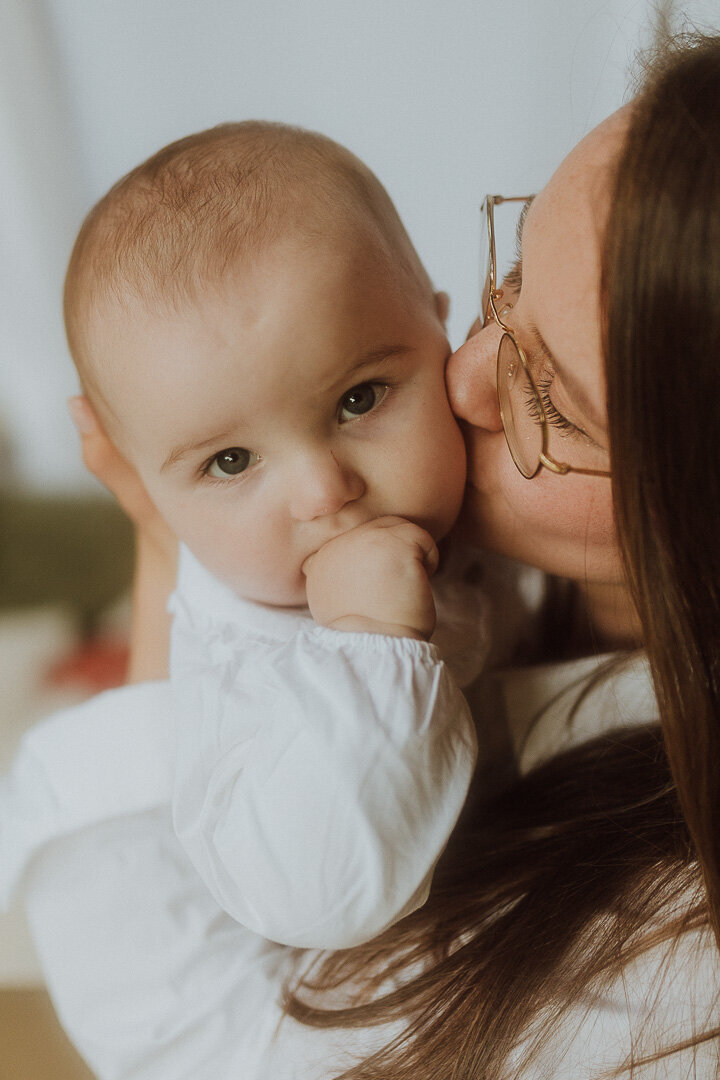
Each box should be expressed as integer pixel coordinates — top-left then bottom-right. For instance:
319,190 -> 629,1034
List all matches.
485,291 -> 513,334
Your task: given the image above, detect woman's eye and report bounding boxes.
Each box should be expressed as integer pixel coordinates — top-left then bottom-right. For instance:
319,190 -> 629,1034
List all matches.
339,382 -> 387,422
530,372 -> 584,439
205,447 -> 259,479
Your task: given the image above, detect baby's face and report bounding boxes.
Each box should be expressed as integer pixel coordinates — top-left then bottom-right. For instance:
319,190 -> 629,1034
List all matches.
97,232 -> 466,605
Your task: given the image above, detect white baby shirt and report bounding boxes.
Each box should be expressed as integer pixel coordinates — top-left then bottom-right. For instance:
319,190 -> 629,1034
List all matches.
1,542 -> 497,951
167,543 -> 488,948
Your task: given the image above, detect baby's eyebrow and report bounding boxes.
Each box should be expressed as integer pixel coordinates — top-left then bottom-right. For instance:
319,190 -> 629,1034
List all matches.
343,344 -> 413,379
162,429 -> 236,472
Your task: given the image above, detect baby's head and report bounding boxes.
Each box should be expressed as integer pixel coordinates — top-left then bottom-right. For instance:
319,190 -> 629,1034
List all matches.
65,122 -> 466,605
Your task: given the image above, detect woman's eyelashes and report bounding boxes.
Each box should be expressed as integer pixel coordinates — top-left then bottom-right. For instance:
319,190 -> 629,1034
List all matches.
526,369 -> 588,440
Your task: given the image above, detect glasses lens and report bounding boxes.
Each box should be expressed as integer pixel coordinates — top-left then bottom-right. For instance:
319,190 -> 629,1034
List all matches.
479,201 -> 491,324
497,333 -> 542,478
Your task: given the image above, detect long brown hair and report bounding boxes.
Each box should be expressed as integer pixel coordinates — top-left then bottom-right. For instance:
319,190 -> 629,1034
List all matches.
285,34 -> 720,1078
605,31 -> 720,951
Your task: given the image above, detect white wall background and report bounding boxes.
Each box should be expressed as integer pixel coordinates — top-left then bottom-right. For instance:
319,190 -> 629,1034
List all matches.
3,0 -> 719,492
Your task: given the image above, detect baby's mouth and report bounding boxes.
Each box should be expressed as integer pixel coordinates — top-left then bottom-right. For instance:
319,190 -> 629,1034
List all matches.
301,513 -> 382,575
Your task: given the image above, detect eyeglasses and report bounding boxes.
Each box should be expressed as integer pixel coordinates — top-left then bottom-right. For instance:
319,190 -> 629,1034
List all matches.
481,194 -> 611,480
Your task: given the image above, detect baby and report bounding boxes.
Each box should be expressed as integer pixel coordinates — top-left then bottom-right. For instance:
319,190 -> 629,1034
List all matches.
3,123 -> 501,955
66,122 -> 466,631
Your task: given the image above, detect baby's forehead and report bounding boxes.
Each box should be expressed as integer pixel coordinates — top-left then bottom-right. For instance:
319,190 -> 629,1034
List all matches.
82,204 -> 436,429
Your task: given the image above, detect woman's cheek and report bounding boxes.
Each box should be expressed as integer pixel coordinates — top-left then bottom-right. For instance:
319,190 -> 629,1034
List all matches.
457,433 -> 621,581
505,468 -> 615,547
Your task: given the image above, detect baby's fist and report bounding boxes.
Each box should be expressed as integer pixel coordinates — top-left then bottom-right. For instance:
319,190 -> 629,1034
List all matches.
303,516 -> 438,640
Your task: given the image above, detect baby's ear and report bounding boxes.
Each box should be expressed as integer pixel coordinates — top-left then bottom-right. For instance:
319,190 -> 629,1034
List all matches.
67,395 -> 160,531
434,291 -> 450,325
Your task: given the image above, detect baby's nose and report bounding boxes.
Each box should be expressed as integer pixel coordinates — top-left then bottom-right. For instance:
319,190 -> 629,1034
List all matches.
288,451 -> 365,521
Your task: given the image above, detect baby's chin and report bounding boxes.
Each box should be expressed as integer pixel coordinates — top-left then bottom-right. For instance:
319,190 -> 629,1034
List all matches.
224,572 -> 309,610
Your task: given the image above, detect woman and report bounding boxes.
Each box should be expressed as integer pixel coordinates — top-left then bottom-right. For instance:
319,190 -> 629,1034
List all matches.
23,30 -> 720,1079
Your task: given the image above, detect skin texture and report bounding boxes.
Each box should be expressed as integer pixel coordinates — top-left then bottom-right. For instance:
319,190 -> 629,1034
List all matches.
446,107 -> 640,646
82,228 -> 466,625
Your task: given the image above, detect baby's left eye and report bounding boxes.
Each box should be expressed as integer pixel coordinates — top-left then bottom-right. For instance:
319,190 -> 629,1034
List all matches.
339,382 -> 388,423
205,447 -> 260,479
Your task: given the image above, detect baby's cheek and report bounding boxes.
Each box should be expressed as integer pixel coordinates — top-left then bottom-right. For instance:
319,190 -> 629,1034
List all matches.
156,496 -> 299,604
212,530 -> 303,605
411,409 -> 467,536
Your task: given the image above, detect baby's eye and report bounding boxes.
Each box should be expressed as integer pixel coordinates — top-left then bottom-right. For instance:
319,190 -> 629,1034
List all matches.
339,382 -> 388,423
205,447 -> 260,479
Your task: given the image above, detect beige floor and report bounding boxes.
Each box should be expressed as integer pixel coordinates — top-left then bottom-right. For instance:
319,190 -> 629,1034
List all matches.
0,989 -> 95,1079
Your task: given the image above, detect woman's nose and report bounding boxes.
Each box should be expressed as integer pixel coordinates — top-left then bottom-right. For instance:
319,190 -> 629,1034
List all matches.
446,324 -> 504,432
288,450 -> 365,522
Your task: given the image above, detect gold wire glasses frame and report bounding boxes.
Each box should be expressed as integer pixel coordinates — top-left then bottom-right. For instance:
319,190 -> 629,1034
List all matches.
482,194 -> 611,480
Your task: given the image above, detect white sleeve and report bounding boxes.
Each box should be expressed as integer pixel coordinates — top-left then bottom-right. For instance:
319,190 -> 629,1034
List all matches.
172,622 -> 477,949
23,811 -> 297,1080
0,681 -> 174,909
23,809 -> 388,1080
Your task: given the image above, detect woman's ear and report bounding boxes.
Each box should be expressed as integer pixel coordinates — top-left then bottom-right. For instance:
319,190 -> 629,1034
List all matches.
434,291 -> 451,325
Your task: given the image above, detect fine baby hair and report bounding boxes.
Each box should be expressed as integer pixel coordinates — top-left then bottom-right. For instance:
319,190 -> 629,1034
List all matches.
63,120 -> 434,419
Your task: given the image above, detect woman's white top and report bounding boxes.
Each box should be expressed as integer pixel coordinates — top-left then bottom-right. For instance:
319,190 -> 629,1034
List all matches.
2,554 -> 718,1078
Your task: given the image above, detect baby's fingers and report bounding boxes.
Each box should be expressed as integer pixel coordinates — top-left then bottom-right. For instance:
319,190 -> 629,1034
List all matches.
380,519 -> 440,577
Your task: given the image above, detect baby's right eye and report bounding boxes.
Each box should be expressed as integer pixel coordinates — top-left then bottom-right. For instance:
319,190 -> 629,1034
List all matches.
205,447 -> 260,479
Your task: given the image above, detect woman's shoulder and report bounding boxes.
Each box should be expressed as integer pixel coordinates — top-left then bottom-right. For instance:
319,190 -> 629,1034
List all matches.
499,649 -> 656,774
513,918 -> 720,1079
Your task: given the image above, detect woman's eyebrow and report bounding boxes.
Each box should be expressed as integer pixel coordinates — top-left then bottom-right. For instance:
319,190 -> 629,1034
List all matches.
502,198 -> 533,283
515,198 -> 533,257
529,324 -> 606,432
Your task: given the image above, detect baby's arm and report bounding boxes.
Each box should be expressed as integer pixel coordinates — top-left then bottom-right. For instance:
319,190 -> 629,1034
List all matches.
172,520 -> 476,950
171,608 -> 476,950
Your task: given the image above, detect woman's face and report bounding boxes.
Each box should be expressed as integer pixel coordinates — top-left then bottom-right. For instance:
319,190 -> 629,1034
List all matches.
447,109 -> 630,588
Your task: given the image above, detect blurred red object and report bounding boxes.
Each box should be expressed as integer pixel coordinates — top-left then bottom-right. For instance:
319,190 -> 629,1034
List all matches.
44,639 -> 129,693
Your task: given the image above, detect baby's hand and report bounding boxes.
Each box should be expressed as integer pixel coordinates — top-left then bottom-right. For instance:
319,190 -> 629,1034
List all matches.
303,517 -> 438,641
